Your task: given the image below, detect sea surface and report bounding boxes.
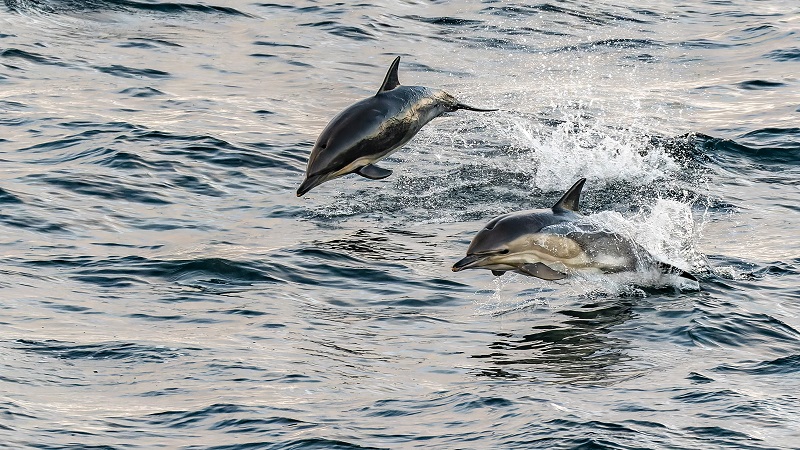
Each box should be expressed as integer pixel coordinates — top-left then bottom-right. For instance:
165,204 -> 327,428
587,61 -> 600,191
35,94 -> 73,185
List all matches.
1,0 -> 799,448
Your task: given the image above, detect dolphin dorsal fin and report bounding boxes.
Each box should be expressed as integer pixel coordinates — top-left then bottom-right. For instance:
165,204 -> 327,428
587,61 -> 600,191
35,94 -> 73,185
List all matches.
376,56 -> 401,94
552,178 -> 586,213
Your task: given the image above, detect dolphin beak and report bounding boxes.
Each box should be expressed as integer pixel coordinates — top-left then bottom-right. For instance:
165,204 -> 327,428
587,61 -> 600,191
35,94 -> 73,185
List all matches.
452,254 -> 484,272
296,173 -> 326,197
454,102 -> 498,112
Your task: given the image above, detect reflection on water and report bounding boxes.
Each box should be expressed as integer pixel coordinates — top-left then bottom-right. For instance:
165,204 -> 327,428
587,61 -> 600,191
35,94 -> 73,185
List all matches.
474,300 -> 635,384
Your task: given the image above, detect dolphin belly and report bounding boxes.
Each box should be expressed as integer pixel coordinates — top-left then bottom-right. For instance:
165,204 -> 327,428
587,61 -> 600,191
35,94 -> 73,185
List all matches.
459,234 -> 635,278
472,246 -> 592,273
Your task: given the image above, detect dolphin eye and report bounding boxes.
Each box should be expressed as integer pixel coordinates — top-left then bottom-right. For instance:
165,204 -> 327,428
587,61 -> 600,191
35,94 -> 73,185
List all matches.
320,142 -> 327,149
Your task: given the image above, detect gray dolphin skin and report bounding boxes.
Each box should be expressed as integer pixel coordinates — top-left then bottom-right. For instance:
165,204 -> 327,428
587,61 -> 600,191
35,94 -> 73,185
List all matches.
452,178 -> 698,282
297,56 -> 496,197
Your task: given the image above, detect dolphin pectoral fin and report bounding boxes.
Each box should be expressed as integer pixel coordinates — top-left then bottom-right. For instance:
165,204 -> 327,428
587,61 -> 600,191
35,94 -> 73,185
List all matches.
657,262 -> 698,282
376,56 -> 401,94
518,263 -> 567,281
492,270 -> 506,276
454,102 -> 498,112
357,164 -> 393,180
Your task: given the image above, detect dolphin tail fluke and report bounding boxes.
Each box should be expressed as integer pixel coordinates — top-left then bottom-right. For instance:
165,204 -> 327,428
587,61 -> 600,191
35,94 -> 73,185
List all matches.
657,262 -> 698,282
454,102 -> 498,112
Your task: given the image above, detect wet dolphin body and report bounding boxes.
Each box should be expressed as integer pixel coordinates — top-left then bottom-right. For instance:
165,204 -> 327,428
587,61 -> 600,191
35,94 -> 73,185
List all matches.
452,178 -> 698,282
297,56 -> 495,197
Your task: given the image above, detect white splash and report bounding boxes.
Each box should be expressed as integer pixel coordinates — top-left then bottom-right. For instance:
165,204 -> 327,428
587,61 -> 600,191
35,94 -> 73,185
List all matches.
511,116 -> 680,192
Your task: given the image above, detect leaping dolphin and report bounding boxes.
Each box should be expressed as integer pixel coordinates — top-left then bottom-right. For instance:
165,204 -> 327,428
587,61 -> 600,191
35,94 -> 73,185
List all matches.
297,56 -> 496,197
452,178 -> 698,282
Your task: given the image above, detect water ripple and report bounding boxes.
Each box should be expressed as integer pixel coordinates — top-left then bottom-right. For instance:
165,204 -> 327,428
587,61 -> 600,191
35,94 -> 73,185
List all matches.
65,256 -> 283,289
14,339 -> 194,362
764,47 -> 800,62
118,86 -> 166,97
737,80 -> 786,90
27,172 -> 172,204
95,64 -> 171,79
0,48 -> 70,67
713,354 -> 800,375
5,0 -> 252,16
299,21 -> 376,41
685,311 -> 800,350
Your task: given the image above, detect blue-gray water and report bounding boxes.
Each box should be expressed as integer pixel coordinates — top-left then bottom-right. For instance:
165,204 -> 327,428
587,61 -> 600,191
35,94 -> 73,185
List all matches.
1,0 -> 799,448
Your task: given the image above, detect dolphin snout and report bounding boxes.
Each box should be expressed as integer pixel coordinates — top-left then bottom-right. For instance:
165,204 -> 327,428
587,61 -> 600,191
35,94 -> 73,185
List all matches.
454,102 -> 498,112
296,173 -> 326,197
452,254 -> 484,272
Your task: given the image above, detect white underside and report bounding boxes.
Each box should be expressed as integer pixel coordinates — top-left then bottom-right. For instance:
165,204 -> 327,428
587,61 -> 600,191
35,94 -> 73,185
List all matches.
477,246 -> 632,274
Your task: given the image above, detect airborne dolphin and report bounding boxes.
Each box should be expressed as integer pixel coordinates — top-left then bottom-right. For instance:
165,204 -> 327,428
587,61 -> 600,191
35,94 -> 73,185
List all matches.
452,178 -> 698,282
297,56 -> 496,197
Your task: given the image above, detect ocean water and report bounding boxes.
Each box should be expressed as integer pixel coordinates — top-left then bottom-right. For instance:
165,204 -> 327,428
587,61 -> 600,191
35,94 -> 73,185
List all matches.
1,0 -> 799,448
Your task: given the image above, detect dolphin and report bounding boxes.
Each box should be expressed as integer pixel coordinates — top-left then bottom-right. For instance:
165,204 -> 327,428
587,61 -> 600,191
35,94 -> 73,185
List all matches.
297,56 -> 496,197
452,178 -> 698,282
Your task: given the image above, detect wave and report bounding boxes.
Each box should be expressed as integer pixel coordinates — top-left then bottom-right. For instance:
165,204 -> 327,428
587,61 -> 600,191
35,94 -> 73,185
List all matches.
551,38 -> 664,54
118,86 -> 166,98
0,187 -> 24,204
118,130 -> 303,171
299,21 -> 376,41
26,255 -> 285,291
0,48 -> 72,67
736,80 -> 786,90
714,354 -> 800,375
482,3 -> 654,25
764,47 -> 800,62
5,123 -> 306,211
95,64 -> 171,79
0,209 -> 70,233
683,311 -> 800,349
14,338 -> 195,363
4,0 -> 252,16
25,172 -> 172,204
694,132 -> 799,165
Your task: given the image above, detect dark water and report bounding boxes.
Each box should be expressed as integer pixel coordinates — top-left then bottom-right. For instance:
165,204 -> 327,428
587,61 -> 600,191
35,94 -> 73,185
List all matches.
1,0 -> 799,448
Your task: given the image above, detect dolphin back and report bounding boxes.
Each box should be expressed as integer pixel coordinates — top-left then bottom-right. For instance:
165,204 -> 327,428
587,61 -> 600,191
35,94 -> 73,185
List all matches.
466,209 -> 569,255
